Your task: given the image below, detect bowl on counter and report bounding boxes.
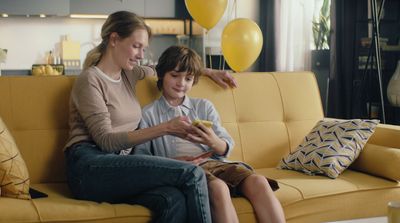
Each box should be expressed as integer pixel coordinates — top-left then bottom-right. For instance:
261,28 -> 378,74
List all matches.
31,64 -> 64,76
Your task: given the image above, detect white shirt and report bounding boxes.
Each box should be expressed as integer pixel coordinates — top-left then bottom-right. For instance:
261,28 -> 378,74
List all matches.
134,95 -> 234,159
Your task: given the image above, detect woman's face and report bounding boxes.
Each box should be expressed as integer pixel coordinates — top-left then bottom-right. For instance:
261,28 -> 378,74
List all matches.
162,69 -> 194,106
112,28 -> 149,70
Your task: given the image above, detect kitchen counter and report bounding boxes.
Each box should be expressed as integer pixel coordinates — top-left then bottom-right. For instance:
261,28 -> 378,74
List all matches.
1,69 -> 81,76
1,70 -> 31,76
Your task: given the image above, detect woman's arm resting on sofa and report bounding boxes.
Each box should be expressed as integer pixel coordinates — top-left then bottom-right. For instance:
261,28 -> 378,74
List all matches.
202,68 -> 238,89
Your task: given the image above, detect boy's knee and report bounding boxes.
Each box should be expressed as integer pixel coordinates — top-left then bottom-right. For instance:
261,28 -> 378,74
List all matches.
242,174 -> 269,194
246,174 -> 266,184
208,178 -> 230,195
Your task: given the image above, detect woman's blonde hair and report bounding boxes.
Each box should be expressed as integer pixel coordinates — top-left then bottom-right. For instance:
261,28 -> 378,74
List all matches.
83,11 -> 151,70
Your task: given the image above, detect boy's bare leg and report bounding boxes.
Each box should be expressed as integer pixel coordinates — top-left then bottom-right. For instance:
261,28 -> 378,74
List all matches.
208,178 -> 239,223
240,174 -> 286,223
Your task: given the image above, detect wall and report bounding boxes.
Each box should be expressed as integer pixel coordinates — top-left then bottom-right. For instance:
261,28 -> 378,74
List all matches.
0,17 -> 179,72
0,0 -> 260,72
204,0 -> 260,71
0,17 -> 103,70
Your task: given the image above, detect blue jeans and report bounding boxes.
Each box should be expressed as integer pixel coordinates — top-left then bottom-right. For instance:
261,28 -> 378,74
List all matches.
65,142 -> 211,223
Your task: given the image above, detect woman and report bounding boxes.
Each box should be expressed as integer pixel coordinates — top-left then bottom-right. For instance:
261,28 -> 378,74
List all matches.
63,11 -> 236,223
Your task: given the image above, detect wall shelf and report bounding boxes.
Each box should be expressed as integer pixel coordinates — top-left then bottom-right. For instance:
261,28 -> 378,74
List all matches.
351,0 -> 400,124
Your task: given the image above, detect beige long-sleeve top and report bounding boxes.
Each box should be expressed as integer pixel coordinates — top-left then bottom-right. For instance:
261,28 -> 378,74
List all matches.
64,65 -> 154,153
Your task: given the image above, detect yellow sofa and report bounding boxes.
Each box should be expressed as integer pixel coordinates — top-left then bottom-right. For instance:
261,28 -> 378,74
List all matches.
0,71 -> 399,223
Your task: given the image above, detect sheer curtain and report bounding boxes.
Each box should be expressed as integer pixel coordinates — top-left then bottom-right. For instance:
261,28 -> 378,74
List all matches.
275,0 -> 323,71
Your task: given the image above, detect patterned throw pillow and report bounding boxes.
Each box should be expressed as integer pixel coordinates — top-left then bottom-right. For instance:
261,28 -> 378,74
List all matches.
278,119 -> 379,179
0,117 -> 31,199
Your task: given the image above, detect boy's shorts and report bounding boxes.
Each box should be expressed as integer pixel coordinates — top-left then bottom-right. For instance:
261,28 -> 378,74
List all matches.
200,160 -> 279,196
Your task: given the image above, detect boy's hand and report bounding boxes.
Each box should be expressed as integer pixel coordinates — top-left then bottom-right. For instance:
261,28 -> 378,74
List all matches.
186,123 -> 227,155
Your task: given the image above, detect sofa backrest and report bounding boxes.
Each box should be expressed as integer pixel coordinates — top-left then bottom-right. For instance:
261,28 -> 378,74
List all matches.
0,76 -> 74,184
0,72 -> 324,184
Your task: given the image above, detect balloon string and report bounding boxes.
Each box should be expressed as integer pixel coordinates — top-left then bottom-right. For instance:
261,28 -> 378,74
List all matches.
219,55 -> 222,70
234,0 -> 237,19
228,0 -> 237,20
221,0 -> 237,72
205,30 -> 212,69
209,54 -> 212,69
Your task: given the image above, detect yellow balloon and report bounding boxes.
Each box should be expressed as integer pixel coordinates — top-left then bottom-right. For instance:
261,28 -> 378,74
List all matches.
185,0 -> 227,30
222,18 -> 263,72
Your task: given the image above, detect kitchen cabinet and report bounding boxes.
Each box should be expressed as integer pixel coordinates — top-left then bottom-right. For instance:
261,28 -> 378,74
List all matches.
70,0 -> 177,18
69,0 -> 145,16
0,0 -> 69,16
1,0 -> 180,18
144,0 -> 175,18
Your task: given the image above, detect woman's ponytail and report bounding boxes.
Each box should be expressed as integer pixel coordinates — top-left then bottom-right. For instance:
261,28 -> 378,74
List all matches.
83,42 -> 105,70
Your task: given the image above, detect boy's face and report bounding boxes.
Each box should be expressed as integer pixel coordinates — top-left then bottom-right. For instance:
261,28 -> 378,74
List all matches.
162,68 -> 195,105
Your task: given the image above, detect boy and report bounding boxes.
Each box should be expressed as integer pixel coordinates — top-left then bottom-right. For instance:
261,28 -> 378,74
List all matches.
135,46 -> 285,223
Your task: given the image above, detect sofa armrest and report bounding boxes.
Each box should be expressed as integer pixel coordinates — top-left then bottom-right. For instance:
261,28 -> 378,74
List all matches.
368,123 -> 400,148
350,124 -> 400,182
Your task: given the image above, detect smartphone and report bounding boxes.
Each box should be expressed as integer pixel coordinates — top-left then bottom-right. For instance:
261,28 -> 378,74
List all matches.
192,151 -> 213,160
192,119 -> 213,128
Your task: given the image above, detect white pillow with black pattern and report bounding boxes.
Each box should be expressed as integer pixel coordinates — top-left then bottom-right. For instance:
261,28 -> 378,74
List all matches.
0,117 -> 31,199
278,119 -> 379,179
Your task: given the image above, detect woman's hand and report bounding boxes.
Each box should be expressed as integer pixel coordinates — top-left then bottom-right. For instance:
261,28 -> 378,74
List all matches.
173,156 -> 207,165
203,68 -> 238,89
165,116 -> 193,138
186,123 -> 227,155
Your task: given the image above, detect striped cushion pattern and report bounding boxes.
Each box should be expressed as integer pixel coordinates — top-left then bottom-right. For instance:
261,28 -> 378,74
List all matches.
0,117 -> 31,199
278,119 -> 379,178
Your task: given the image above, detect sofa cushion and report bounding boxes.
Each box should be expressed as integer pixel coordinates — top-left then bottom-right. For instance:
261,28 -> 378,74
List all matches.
278,119 -> 379,178
33,183 -> 151,222
0,183 -> 152,223
256,167 -> 400,222
0,117 -> 31,199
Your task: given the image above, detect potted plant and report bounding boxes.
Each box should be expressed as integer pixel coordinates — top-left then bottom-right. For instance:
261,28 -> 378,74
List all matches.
312,0 -> 330,51
311,0 -> 331,68
0,48 -> 7,76
311,0 -> 331,112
